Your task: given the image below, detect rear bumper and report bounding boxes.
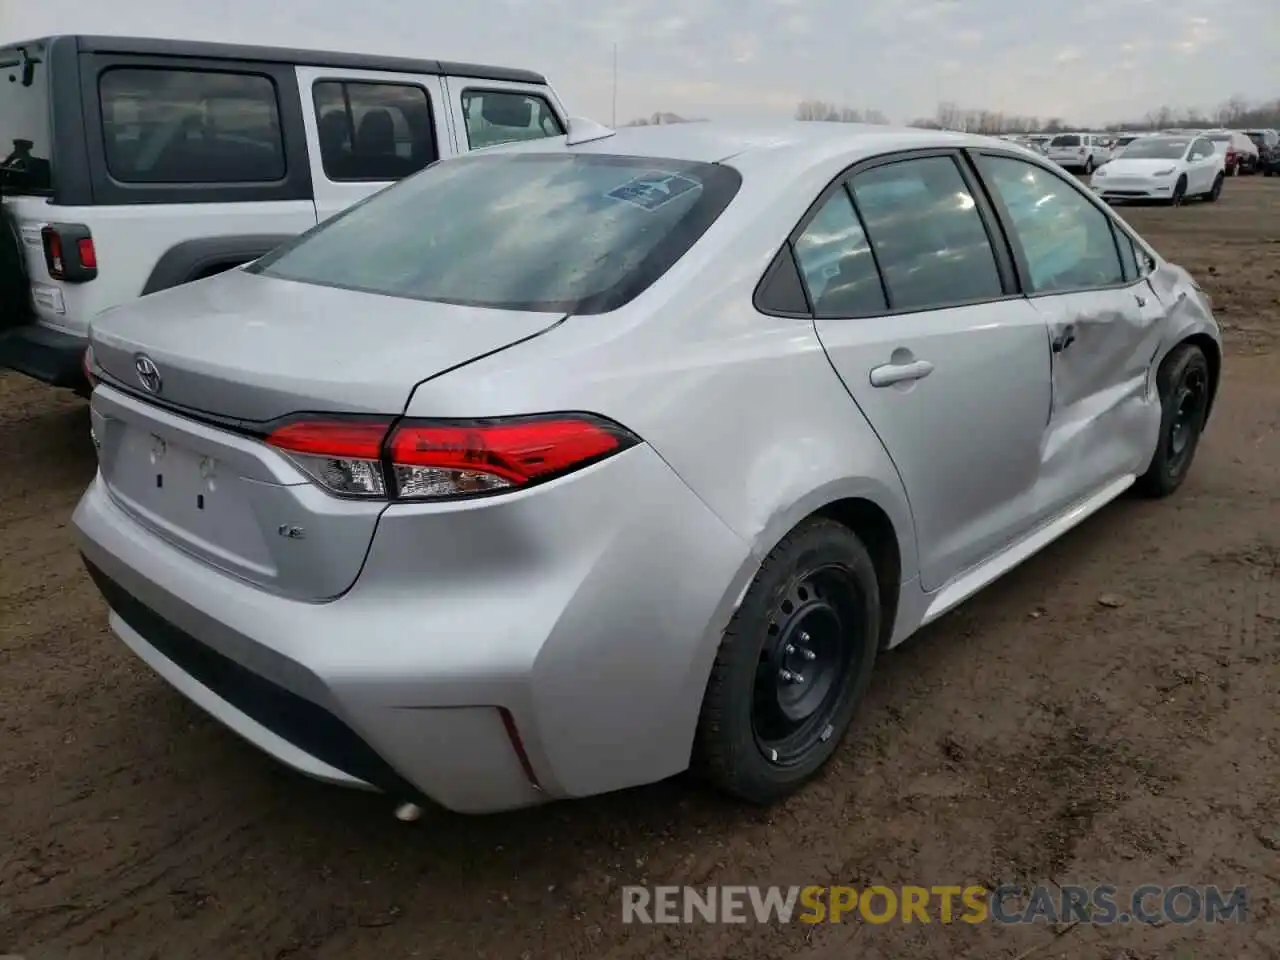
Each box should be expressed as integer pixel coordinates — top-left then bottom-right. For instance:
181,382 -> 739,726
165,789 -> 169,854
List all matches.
0,323 -> 87,389
72,442 -> 752,813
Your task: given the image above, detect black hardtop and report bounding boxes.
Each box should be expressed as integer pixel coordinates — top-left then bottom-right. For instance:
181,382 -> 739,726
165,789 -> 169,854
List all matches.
4,34 -> 548,85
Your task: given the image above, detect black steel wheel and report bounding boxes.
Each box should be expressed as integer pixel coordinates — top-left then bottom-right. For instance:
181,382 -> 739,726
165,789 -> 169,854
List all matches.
694,518 -> 880,804
1136,343 -> 1211,498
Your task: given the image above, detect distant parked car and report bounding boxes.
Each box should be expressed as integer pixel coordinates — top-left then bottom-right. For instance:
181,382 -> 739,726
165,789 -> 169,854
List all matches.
1024,135 -> 1052,155
1090,134 -> 1224,205
1107,133 -> 1148,158
1243,129 -> 1279,176
1045,132 -> 1108,172
1206,131 -> 1259,175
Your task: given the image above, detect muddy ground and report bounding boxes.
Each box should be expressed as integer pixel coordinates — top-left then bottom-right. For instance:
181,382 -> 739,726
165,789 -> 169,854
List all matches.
1,178 -> 1278,960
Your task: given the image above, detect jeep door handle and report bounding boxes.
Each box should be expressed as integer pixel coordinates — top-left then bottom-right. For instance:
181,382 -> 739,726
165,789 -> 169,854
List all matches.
1051,325 -> 1076,353
869,359 -> 935,387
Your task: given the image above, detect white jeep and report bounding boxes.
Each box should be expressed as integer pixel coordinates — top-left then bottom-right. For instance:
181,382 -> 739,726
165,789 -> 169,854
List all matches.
1,35 -> 569,392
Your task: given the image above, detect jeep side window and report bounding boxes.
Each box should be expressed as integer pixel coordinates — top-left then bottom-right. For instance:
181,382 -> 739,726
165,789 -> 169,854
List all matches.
459,90 -> 564,150
99,68 -> 285,183
312,81 -> 438,182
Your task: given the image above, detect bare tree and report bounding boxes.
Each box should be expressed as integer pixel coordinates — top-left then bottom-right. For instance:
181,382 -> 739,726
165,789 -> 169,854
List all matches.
795,100 -> 887,123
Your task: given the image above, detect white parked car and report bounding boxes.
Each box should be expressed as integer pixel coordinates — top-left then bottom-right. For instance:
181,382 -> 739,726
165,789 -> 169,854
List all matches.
1090,134 -> 1225,205
1045,133 -> 1109,173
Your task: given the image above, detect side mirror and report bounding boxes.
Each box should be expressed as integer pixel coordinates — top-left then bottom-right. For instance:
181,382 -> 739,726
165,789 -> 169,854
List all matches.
480,96 -> 534,128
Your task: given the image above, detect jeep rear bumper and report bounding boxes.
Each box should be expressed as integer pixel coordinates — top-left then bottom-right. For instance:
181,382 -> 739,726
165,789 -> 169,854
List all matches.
0,323 -> 87,389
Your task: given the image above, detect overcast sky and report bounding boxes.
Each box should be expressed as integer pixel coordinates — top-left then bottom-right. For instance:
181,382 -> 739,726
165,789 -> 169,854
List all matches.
3,0 -> 1276,126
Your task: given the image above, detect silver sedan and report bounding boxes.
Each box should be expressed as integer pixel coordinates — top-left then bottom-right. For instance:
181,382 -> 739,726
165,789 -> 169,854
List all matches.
74,121 -> 1221,814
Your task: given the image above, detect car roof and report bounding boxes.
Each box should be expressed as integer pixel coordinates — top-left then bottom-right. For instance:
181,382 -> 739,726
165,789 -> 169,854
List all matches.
6,35 -> 546,85
501,120 -> 1003,169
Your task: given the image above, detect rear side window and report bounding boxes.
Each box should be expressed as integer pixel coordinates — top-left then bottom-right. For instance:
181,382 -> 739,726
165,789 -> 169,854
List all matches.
792,188 -> 885,317
1051,135 -> 1081,147
312,81 -> 438,182
251,153 -> 741,314
460,90 -> 564,150
849,156 -> 1003,311
978,155 -> 1124,293
100,68 -> 284,183
0,42 -> 54,194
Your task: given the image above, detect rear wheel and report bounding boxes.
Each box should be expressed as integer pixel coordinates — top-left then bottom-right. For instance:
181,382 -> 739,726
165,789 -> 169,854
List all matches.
693,518 -> 880,804
1205,173 -> 1224,202
1135,343 -> 1211,498
1083,157 -> 1095,175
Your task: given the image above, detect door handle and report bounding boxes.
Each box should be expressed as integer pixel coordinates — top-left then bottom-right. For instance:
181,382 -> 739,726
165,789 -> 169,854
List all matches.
869,359 -> 935,387
1051,324 -> 1076,353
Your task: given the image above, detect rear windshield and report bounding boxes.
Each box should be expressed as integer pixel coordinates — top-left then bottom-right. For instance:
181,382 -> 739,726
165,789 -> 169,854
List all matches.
251,153 -> 742,314
1118,138 -> 1189,160
0,42 -> 54,195
1244,132 -> 1265,147
1050,135 -> 1080,147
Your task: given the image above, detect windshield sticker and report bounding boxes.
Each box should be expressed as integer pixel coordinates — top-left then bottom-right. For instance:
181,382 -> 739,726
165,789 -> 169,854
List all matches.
606,171 -> 701,210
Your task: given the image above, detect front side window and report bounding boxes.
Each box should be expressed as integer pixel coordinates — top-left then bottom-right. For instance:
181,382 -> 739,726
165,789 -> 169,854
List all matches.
792,188 -> 885,316
251,153 -> 740,314
460,90 -> 564,150
849,156 -> 1003,311
978,155 -> 1124,294
312,81 -> 437,182
99,68 -> 284,183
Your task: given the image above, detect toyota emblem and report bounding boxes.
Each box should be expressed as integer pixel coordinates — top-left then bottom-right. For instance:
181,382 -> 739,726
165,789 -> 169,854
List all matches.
134,354 -> 162,394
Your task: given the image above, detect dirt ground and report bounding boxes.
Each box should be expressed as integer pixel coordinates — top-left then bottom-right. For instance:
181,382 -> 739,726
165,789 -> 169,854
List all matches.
1,178 -> 1278,960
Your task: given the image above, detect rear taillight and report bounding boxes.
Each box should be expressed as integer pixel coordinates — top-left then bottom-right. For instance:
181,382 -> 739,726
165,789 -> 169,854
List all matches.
40,223 -> 98,283
266,414 -> 640,501
82,345 -> 97,390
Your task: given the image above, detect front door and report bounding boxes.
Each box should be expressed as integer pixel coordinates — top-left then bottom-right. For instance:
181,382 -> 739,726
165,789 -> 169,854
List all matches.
293,66 -> 452,223
801,152 -> 1053,591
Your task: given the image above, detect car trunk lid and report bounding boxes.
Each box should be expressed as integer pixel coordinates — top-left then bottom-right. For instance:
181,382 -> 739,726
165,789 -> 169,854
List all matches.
88,270 -> 565,600
89,268 -> 566,422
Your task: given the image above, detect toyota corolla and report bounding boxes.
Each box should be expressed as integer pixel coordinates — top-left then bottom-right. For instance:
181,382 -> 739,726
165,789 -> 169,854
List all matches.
74,121 -> 1221,814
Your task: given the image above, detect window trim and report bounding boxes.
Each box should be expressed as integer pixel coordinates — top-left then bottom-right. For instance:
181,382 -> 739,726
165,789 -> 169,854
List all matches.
310,77 -> 439,183
81,53 -> 313,205
754,147 -> 1023,320
967,148 -> 1147,300
456,86 -> 566,151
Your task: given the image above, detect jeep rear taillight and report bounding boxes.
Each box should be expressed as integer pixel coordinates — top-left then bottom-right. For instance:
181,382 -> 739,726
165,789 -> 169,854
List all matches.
265,414 -> 640,501
40,223 -> 98,283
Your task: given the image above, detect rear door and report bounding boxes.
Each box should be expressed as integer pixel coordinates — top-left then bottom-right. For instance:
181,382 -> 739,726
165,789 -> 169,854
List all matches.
441,77 -> 566,154
804,151 -> 1053,592
973,151 -> 1164,514
296,66 -> 451,223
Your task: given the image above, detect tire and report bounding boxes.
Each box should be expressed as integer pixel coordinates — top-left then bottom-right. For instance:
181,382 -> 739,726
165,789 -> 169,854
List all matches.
693,518 -> 880,804
1084,157 -> 1095,175
1169,175 -> 1187,206
1135,343 -> 1211,498
1205,173 -> 1224,202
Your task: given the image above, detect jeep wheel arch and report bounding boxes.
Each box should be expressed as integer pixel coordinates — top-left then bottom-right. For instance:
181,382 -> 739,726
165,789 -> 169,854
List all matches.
141,234 -> 296,296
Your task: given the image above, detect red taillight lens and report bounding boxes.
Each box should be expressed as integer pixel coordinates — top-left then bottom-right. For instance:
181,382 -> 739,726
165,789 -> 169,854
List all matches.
267,419 -> 392,497
82,345 -> 96,389
387,415 -> 637,498
77,238 -> 97,269
265,414 -> 639,501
